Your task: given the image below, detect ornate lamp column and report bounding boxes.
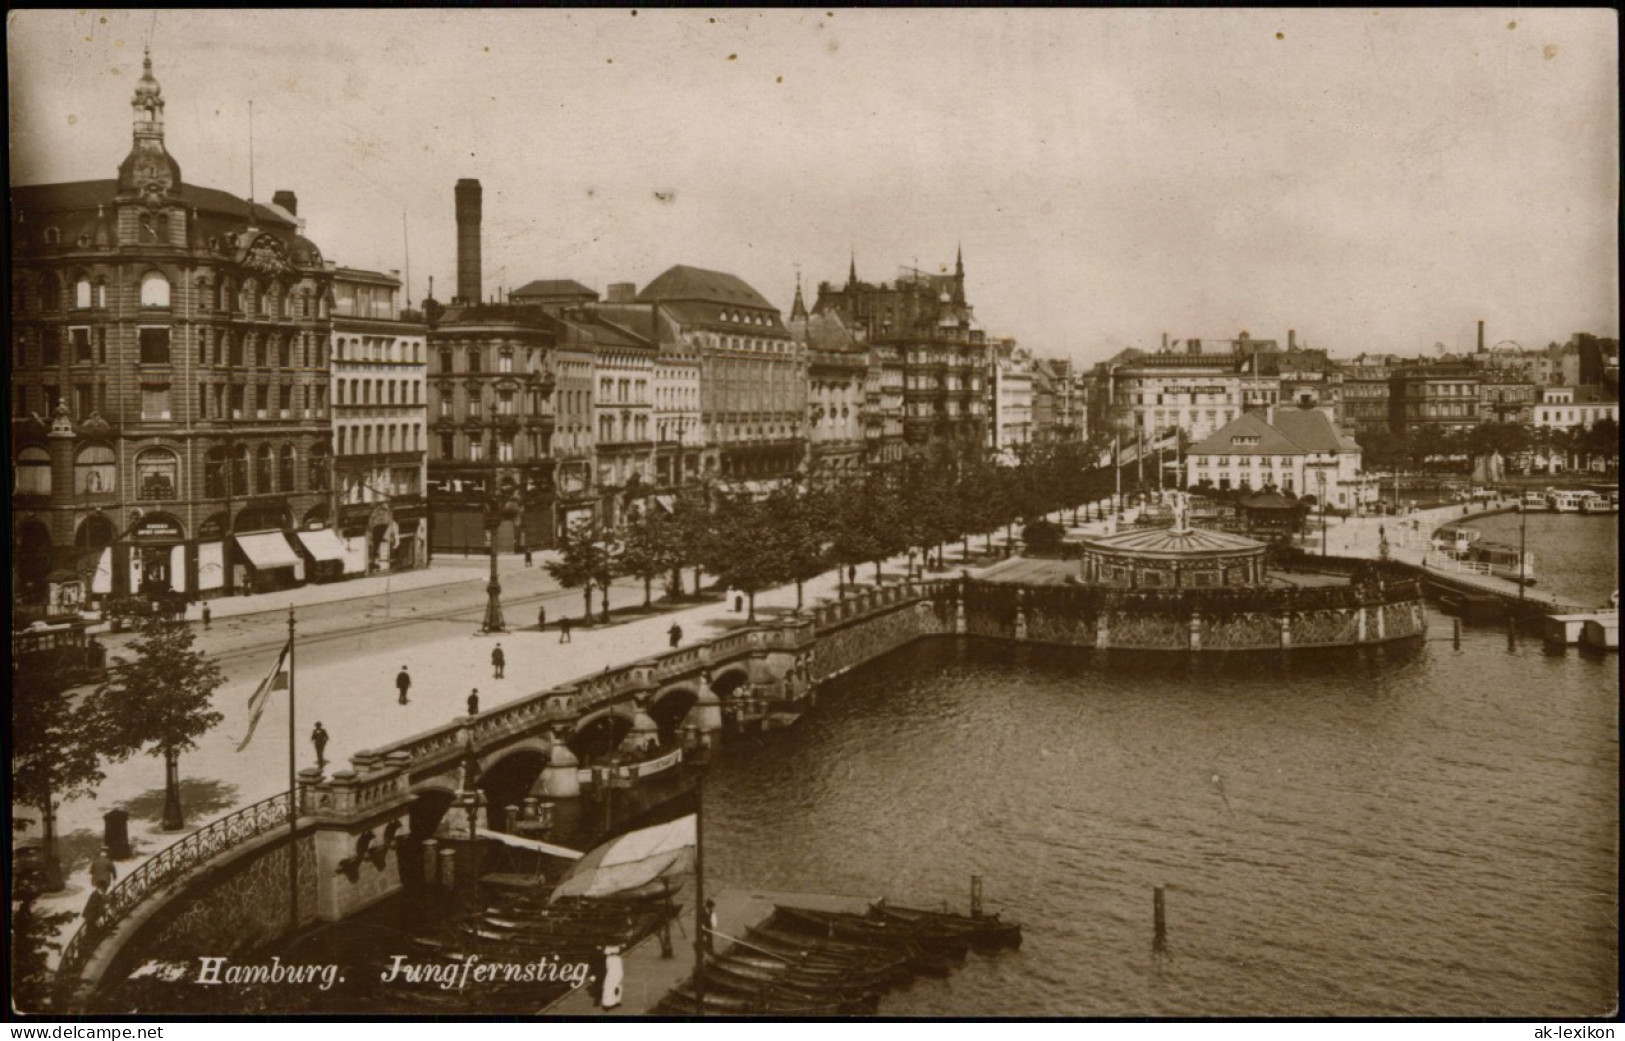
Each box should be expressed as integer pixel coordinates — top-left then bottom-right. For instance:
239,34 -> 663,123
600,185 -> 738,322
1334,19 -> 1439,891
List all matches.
481,476 -> 521,634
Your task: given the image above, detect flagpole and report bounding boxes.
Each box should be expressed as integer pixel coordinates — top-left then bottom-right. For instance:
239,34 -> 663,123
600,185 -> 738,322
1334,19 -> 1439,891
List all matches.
692,767 -> 706,1016
287,606 -> 298,933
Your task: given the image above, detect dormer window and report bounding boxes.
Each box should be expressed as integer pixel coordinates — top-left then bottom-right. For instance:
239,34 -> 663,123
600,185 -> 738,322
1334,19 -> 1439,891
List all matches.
1231,435 -> 1259,446
43,227 -> 61,246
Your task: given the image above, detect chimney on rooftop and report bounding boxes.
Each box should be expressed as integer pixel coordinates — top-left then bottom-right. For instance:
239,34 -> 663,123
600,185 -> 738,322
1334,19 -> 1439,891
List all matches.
272,189 -> 297,216
1477,319 -> 1485,353
1288,328 -> 1296,351
606,283 -> 636,304
454,179 -> 483,306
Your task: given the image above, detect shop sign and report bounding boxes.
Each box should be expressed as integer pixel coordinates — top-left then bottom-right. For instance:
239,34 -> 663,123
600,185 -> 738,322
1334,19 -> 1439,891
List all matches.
133,516 -> 185,542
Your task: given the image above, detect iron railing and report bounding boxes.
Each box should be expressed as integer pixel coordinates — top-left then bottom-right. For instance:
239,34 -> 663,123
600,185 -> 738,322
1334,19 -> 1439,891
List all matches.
56,791 -> 295,990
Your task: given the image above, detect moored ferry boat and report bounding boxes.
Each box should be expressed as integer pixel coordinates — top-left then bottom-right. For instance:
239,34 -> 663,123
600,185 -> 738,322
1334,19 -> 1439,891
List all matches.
1578,493 -> 1611,515
1520,491 -> 1549,512
1466,540 -> 1535,584
1548,490 -> 1588,513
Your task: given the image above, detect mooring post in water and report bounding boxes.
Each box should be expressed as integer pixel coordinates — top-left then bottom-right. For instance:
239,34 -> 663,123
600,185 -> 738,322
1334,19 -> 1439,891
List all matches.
1453,618 -> 1462,650
422,838 -> 439,885
1506,614 -> 1517,651
970,875 -> 984,918
1153,886 -> 1167,953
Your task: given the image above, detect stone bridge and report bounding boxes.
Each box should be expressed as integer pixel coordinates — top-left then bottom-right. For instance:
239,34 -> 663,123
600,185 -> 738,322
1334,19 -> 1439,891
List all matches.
61,581 -> 952,1007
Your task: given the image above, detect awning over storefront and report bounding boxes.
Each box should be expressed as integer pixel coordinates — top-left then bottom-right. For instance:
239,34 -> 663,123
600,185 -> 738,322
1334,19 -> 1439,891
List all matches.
236,531 -> 302,571
296,528 -> 348,563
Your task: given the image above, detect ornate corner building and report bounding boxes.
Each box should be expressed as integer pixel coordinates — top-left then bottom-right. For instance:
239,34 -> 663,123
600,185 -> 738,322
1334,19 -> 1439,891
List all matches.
10,52 -> 340,608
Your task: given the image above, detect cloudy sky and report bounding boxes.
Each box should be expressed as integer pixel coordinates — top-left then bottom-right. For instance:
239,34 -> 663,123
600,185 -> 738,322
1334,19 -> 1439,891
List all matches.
8,9 -> 1618,363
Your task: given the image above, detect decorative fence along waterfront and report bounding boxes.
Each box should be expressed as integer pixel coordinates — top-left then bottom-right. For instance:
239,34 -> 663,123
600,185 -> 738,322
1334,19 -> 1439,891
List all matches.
56,791 -> 296,992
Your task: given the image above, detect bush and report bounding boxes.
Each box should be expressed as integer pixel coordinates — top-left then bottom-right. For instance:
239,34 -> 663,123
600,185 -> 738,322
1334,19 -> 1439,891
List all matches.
1022,520 -> 1065,556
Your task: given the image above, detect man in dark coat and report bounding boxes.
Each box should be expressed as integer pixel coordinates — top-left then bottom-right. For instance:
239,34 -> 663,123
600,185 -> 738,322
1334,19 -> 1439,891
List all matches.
396,665 -> 412,705
491,643 -> 505,679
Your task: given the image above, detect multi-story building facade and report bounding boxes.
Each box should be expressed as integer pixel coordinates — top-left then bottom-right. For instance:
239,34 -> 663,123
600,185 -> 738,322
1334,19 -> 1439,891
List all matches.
10,51 -> 338,607
636,265 -> 805,495
1187,406 -> 1373,510
1386,366 -> 1480,437
1092,349 -> 1274,444
1533,386 -> 1619,432
790,288 -> 869,485
813,252 -> 991,457
578,311 -> 656,526
990,340 -> 1035,451
1477,372 -> 1538,426
546,328 -> 598,533
1338,364 -> 1392,436
329,268 -> 428,576
590,292 -> 704,500
1031,358 -> 1085,443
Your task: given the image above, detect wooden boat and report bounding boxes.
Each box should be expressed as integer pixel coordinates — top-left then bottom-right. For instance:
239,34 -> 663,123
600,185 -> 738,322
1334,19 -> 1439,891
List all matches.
867,903 -> 1024,950
706,958 -> 887,1002
660,982 -> 877,1016
773,905 -> 969,960
712,948 -> 905,989
746,924 -> 949,977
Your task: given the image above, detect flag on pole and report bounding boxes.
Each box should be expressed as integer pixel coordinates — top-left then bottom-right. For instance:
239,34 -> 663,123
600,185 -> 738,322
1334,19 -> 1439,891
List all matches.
549,788 -> 697,902
237,638 -> 291,752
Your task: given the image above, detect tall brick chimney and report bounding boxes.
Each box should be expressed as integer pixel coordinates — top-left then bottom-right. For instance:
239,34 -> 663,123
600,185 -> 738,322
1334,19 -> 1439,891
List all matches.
1477,319 -> 1485,353
454,179 -> 483,306
1288,328 -> 1296,351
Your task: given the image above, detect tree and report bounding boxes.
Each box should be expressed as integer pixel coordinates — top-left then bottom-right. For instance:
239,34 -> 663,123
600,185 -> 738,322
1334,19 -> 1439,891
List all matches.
12,897 -> 77,1012
701,495 -> 784,621
769,484 -> 831,610
546,517 -> 618,623
13,660 -> 110,891
617,507 -> 685,608
92,614 -> 225,831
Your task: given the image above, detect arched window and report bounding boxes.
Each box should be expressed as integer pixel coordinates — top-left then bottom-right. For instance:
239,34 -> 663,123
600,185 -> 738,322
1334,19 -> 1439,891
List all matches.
16,446 -> 52,495
38,274 -> 60,311
308,441 -> 331,492
233,444 -> 251,495
205,446 -> 228,498
256,444 -> 274,491
241,279 -> 259,314
136,447 -> 180,500
74,276 -> 93,309
75,443 -> 116,495
140,271 -> 171,308
279,445 -> 296,491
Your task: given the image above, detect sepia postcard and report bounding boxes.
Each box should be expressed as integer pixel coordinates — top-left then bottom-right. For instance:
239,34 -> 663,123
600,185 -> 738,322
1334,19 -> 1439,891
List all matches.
7,8 -> 1618,1025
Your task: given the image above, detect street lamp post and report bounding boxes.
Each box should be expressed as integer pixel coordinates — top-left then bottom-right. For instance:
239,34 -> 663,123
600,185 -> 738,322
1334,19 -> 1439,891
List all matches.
1318,470 -> 1328,557
481,481 -> 520,634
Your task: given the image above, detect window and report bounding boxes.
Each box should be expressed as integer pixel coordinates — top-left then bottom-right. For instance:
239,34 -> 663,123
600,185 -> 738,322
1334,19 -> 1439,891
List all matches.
75,444 -> 115,494
136,448 -> 180,500
440,432 -> 455,460
43,330 -> 61,368
308,442 -> 331,491
498,436 -> 514,462
280,385 -> 293,416
204,446 -> 227,497
75,278 -> 92,309
255,385 -> 270,415
278,336 -> 291,368
38,275 -> 60,310
440,349 -> 454,373
140,272 -> 171,308
257,445 -> 275,491
139,326 -> 171,365
140,384 -> 172,421
467,348 -> 482,373
16,446 -> 52,495
229,383 -> 246,417
498,389 -> 515,415
499,352 -> 513,373
232,444 -> 251,494
468,392 -> 482,418
468,438 -> 484,461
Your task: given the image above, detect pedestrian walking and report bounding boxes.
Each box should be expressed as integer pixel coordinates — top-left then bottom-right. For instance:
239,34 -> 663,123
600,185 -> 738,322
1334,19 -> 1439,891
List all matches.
524,548 -> 534,567
491,643 -> 505,679
83,886 -> 107,928
396,665 -> 412,705
310,722 -> 329,768
201,603 -> 212,630
537,605 -> 547,632
600,945 -> 624,1011
467,689 -> 480,716
668,622 -> 683,649
559,617 -> 572,644
90,847 -> 117,892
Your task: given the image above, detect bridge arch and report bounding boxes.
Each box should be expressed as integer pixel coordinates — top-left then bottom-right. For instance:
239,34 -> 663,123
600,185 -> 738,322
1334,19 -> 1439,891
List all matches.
711,666 -> 751,699
478,747 -> 549,832
567,712 -> 634,762
648,687 -> 699,743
